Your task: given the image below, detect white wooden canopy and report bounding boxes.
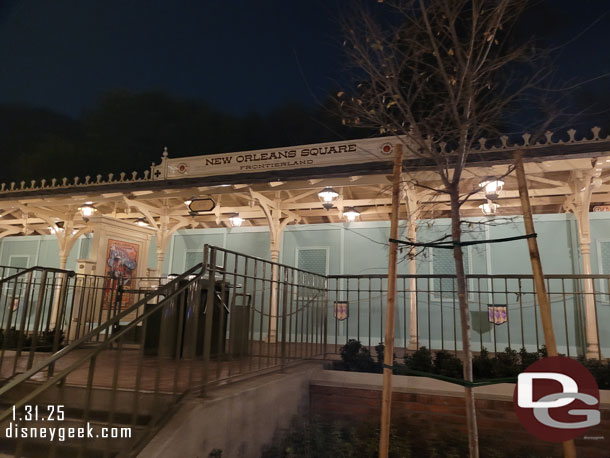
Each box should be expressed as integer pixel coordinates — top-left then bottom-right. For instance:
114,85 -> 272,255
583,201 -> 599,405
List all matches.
0,128 -> 609,236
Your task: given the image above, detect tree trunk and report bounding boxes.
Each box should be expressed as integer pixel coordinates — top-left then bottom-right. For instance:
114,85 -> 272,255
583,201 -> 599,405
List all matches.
449,189 -> 479,458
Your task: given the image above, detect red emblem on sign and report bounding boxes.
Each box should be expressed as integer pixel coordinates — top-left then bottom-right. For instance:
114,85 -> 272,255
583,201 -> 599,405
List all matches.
380,143 -> 393,155
177,163 -> 188,174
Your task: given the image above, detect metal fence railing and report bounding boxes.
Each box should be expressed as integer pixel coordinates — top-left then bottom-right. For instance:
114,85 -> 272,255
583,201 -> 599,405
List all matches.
0,265 -> 26,280
202,244 -> 328,379
0,267 -> 165,380
327,274 -> 610,359
2,248 -> 610,456
0,264 -> 203,458
0,245 -> 328,457
2,261 -> 607,383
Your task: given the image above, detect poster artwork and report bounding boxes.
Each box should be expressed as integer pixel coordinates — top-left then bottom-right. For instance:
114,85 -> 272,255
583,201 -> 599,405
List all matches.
103,239 -> 139,310
334,301 -> 349,321
488,304 -> 508,325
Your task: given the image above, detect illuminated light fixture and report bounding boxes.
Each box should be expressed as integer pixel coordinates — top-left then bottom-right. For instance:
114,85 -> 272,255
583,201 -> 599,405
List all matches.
135,217 -> 149,227
318,187 -> 340,210
343,207 -> 360,222
479,180 -> 504,200
229,213 -> 244,227
78,202 -> 95,218
479,201 -> 499,216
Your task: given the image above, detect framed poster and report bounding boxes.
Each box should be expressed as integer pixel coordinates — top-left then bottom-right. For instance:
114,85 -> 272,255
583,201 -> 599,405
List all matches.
103,239 -> 139,310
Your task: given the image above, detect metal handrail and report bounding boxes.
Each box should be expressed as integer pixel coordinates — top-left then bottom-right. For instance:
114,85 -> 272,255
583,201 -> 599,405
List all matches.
0,245 -> 329,456
0,268 -> 204,423
0,265 -> 26,277
0,265 -> 75,285
0,262 -> 203,400
210,244 -> 330,279
0,267 -> 171,366
0,244 -> 328,397
328,273 -> 610,279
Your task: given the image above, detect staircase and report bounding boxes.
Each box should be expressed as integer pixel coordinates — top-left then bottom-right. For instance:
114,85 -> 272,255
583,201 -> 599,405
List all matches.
0,263 -> 204,458
0,382 -> 160,457
0,244 -> 328,457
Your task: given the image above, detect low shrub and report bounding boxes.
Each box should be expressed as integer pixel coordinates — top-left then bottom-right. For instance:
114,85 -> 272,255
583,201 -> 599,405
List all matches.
519,346 -> 545,371
339,339 -> 376,373
578,357 -> 610,390
404,346 -> 433,373
433,350 -> 463,378
473,347 -> 494,379
0,327 -> 64,352
373,342 -> 397,374
474,347 -> 546,380
0,328 -> 31,350
38,329 -> 65,351
493,347 -> 520,378
333,341 -> 610,389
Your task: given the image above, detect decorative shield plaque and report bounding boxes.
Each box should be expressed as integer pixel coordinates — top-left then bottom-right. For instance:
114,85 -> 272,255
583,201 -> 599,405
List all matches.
488,304 -> 508,325
334,301 -> 349,321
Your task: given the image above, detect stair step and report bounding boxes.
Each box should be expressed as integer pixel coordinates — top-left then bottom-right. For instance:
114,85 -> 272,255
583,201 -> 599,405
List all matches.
0,273 -> 193,457
0,439 -> 122,458
0,381 -> 174,419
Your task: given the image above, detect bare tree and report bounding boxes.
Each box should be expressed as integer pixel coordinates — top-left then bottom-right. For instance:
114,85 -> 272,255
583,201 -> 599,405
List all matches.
339,1 -> 556,457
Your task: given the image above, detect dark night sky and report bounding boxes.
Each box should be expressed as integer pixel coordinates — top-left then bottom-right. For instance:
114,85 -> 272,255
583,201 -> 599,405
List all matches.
0,0 -> 346,118
0,0 -> 609,120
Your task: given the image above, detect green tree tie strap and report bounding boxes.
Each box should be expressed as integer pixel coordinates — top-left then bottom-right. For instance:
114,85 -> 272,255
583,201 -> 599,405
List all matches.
389,233 -> 536,249
384,365 -> 517,387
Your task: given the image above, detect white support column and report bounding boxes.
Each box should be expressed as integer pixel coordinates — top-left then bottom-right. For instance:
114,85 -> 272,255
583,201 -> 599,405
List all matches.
19,205 -> 91,270
154,215 -> 188,275
403,182 -> 420,350
47,214 -> 92,328
250,190 -> 298,342
43,214 -> 91,270
564,165 -> 602,358
156,215 -> 169,275
270,219 -> 281,343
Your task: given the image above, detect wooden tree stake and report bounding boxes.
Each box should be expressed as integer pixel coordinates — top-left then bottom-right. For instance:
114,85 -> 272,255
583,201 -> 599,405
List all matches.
514,150 -> 576,458
379,144 -> 403,458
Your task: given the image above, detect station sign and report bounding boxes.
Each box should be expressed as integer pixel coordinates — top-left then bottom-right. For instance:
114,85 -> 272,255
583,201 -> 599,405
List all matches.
151,137 -> 402,180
